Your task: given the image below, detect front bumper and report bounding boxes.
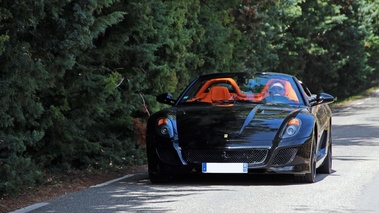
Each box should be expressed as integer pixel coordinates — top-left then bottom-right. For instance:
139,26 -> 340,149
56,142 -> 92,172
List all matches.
151,137 -> 313,175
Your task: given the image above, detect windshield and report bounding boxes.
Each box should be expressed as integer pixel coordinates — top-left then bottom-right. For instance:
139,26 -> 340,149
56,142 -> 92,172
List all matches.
177,72 -> 305,106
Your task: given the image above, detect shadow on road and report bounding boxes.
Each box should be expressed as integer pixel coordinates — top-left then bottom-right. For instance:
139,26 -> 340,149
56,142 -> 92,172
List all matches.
87,173 -> 328,212
28,172 -> 331,213
333,124 -> 379,147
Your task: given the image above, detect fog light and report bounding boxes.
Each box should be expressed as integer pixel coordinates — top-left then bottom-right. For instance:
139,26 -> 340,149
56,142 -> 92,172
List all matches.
160,126 -> 169,135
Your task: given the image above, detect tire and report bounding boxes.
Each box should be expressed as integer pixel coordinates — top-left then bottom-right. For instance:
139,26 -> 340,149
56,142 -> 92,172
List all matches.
147,146 -> 174,183
149,170 -> 173,184
317,143 -> 332,174
295,137 -> 317,183
304,152 -> 317,183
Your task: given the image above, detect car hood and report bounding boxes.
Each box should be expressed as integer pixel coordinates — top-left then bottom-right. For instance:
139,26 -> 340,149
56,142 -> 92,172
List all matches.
175,104 -> 303,149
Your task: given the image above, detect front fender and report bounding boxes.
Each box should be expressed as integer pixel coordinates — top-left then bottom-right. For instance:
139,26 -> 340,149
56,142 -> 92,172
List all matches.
292,112 -> 315,139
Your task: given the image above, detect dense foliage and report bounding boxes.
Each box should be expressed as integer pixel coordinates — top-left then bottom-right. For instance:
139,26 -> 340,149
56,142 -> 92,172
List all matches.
0,0 -> 378,195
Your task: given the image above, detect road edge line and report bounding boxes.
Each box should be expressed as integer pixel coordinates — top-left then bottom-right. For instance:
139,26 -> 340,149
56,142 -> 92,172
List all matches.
90,174 -> 136,188
10,202 -> 49,213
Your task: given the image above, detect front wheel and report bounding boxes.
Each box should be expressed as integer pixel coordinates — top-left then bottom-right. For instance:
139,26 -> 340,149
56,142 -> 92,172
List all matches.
295,137 -> 317,183
317,143 -> 332,174
147,146 -> 174,183
304,152 -> 317,183
149,170 -> 173,183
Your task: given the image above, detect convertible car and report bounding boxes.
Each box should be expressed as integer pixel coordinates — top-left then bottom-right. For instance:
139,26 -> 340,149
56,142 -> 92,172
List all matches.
146,72 -> 334,183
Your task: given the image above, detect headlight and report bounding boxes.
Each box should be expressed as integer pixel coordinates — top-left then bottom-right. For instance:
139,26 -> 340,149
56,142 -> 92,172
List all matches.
282,118 -> 301,138
157,117 -> 175,138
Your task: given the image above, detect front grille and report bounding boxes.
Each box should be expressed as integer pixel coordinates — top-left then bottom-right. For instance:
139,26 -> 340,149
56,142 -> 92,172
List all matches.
182,149 -> 268,164
272,148 -> 298,166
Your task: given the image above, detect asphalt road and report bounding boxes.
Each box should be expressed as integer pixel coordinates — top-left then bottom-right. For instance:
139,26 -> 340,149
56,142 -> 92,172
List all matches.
14,90 -> 379,213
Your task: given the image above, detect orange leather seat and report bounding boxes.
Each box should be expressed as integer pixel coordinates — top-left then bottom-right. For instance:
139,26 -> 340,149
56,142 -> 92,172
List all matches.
201,86 -> 232,103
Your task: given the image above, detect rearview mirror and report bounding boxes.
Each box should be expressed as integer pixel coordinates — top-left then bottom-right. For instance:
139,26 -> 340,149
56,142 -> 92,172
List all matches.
156,93 -> 176,106
310,93 -> 334,106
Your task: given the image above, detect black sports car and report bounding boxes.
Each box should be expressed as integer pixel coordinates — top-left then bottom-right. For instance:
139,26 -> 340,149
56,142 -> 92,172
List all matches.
146,72 -> 334,183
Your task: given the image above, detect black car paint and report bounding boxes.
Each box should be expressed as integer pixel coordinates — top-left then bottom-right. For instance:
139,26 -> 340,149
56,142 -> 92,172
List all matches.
147,72 -> 334,183
149,104 -> 314,162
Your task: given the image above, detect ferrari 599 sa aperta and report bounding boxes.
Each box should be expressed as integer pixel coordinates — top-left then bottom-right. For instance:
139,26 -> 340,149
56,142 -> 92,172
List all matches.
146,72 -> 334,183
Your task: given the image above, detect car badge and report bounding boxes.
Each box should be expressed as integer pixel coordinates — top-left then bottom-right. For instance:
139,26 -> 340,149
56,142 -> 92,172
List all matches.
222,151 -> 230,159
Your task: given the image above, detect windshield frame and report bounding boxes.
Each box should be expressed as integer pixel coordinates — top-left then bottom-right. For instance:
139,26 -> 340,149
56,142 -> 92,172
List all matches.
175,72 -> 306,106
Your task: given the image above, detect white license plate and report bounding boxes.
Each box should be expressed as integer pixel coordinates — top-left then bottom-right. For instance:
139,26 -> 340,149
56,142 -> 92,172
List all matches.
202,163 -> 248,173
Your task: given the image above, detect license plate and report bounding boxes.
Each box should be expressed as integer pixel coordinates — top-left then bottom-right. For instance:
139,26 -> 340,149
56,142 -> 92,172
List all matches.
202,163 -> 248,173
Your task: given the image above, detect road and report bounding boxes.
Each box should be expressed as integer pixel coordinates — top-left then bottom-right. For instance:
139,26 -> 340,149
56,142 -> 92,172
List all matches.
14,90 -> 379,213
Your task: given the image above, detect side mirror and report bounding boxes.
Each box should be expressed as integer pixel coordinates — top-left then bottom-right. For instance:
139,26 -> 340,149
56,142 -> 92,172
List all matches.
156,93 -> 176,106
310,93 -> 334,106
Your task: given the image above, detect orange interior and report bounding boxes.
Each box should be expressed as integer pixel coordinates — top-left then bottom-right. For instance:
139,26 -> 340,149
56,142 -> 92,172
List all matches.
186,77 -> 299,103
186,78 -> 245,103
261,79 -> 299,102
200,86 -> 232,103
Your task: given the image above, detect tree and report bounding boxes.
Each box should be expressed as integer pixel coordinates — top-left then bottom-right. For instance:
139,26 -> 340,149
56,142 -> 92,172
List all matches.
245,0 -> 374,98
0,0 -> 48,194
0,0 -> 129,195
360,0 -> 379,82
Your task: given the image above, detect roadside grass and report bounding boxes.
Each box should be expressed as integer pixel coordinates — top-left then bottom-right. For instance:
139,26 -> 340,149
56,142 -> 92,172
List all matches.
331,86 -> 379,109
